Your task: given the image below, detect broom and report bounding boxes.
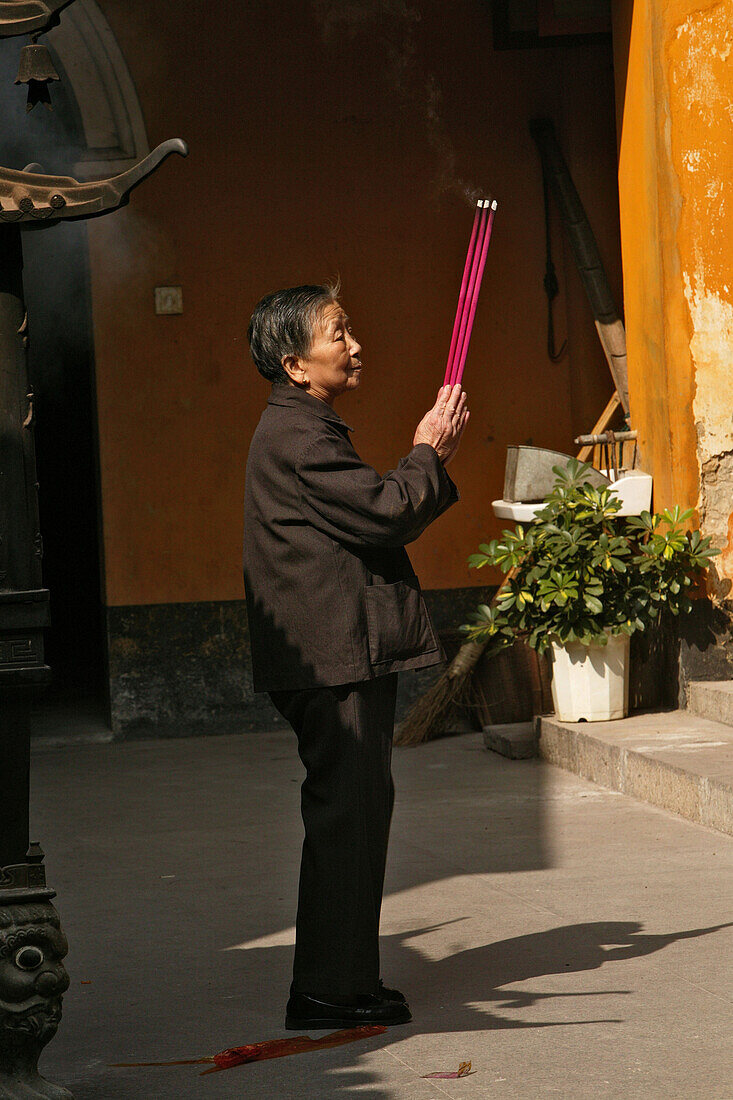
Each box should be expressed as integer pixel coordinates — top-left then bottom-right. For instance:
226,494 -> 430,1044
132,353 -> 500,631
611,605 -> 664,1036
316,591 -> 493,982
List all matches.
394,570 -> 515,746
394,639 -> 488,746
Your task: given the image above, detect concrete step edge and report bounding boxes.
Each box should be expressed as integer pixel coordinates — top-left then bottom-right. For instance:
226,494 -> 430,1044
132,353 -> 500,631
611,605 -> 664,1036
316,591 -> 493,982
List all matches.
687,680 -> 733,728
537,716 -> 733,837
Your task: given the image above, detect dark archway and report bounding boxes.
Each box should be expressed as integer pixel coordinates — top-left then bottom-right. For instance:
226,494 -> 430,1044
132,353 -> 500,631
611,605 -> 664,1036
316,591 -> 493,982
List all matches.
1,3 -> 152,732
0,39 -> 104,723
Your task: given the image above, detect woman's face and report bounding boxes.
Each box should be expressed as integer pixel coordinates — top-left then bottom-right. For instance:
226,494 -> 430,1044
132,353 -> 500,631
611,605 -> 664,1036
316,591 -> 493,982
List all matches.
285,300 -> 362,406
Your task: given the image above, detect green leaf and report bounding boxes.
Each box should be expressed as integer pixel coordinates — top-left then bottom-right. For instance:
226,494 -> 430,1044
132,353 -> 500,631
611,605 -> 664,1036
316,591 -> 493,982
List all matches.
467,554 -> 488,569
461,461 -> 720,651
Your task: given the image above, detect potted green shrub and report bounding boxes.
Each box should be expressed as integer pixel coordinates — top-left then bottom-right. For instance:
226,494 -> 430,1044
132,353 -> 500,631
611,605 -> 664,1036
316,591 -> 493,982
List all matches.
462,460 -> 719,721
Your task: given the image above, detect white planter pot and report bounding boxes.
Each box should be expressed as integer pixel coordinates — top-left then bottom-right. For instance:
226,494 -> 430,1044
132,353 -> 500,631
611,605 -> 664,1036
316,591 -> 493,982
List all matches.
549,632 -> 630,722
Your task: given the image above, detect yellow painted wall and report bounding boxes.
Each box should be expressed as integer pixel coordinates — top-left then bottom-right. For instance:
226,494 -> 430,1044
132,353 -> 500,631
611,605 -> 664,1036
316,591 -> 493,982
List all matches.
88,1 -> 622,606
614,0 -> 733,598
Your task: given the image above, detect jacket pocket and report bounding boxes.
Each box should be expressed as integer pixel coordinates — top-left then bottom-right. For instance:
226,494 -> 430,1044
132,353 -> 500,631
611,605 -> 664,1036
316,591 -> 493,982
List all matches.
365,579 -> 438,666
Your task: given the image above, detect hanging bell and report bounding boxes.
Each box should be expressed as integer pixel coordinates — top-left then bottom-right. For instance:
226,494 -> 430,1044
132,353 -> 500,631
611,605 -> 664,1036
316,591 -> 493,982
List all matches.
15,38 -> 60,112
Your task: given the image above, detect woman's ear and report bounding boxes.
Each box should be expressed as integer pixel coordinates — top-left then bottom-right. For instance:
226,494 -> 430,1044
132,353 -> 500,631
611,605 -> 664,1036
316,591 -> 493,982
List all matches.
282,355 -> 308,385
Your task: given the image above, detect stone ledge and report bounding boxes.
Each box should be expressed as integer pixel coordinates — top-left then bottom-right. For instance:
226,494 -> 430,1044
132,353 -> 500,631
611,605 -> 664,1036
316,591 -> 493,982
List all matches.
538,710 -> 733,836
687,680 -> 733,727
483,721 -> 538,759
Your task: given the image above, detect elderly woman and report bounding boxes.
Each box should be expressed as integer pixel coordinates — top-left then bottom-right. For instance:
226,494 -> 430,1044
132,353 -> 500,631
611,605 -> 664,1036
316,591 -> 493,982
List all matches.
243,284 -> 469,1030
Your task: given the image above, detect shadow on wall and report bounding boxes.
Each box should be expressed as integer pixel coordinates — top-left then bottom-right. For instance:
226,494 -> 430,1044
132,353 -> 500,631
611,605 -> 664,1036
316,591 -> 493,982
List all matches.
677,597 -> 733,702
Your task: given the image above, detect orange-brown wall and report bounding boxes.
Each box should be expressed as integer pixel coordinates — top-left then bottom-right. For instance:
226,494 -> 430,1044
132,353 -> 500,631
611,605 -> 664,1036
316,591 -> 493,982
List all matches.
88,0 -> 622,606
613,0 -> 733,598
613,0 -> 698,513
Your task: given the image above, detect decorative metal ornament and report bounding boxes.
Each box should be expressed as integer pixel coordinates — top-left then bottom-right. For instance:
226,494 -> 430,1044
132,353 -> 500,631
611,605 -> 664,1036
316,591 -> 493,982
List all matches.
15,37 -> 60,111
0,1 -> 76,38
0,138 -> 188,222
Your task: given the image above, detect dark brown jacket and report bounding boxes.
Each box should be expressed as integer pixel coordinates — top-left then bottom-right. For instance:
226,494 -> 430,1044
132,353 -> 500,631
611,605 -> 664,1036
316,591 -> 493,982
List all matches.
243,384 -> 459,692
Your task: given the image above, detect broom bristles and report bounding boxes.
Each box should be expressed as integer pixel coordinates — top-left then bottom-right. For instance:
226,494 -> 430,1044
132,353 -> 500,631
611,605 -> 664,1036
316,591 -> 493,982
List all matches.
394,640 -> 486,746
394,673 -> 459,746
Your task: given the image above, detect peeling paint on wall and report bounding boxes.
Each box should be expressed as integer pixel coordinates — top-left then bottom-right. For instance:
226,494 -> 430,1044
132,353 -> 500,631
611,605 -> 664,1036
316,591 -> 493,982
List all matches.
699,450 -> 733,600
683,274 -> 733,465
668,3 -> 733,589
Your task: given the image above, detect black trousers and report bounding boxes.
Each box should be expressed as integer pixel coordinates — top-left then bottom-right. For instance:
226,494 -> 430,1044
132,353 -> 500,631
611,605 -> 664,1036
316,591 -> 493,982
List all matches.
269,674 -> 398,1000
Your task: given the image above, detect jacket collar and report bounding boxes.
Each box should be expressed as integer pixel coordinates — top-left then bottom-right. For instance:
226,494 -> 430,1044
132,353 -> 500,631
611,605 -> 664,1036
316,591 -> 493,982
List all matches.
267,383 -> 354,431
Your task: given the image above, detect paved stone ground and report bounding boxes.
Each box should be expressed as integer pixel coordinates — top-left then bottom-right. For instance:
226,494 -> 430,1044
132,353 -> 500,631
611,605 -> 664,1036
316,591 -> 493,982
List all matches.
30,730 -> 733,1099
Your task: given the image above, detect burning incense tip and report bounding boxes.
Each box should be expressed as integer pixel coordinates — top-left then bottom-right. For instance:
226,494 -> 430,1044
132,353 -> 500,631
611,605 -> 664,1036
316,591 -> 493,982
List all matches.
491,199 -> 498,210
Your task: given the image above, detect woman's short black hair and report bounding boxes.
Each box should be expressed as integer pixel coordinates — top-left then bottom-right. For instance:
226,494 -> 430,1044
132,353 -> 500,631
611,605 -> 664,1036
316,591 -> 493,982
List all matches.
247,283 -> 340,384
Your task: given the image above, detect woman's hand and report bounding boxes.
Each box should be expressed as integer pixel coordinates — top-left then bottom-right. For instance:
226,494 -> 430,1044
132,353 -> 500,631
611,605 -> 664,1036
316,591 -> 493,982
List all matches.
413,383 -> 470,467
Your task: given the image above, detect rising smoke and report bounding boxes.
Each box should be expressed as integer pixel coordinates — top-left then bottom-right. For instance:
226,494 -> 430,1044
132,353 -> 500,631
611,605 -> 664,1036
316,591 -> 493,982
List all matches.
311,0 -> 485,204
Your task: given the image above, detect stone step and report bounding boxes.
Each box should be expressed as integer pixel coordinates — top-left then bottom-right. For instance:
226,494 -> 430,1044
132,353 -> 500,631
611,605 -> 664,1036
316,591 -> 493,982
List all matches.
482,721 -> 537,759
538,709 -> 733,836
687,680 -> 733,727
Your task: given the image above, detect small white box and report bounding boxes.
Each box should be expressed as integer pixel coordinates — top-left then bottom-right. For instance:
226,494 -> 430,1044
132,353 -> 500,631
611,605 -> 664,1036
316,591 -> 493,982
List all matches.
155,286 -> 183,315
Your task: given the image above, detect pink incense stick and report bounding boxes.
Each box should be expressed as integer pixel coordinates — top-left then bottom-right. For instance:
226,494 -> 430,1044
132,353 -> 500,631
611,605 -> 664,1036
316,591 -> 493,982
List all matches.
448,201 -> 490,386
451,199 -> 497,386
443,200 -> 484,387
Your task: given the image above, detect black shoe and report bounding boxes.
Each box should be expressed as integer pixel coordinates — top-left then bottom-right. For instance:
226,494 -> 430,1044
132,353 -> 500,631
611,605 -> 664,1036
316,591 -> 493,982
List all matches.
285,991 -> 412,1030
378,979 -> 407,1004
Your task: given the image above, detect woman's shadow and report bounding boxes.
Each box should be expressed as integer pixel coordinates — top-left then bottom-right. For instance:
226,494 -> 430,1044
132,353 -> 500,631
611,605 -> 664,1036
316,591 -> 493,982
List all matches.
234,916 -> 731,1041
380,917 -> 732,1030
224,918 -> 730,1097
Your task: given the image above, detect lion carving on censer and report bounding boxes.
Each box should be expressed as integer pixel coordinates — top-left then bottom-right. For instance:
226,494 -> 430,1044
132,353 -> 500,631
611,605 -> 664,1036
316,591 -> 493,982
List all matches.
0,901 -> 71,1099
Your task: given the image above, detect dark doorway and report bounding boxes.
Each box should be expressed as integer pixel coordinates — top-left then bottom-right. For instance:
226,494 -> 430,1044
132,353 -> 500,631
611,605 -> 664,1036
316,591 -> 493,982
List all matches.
0,44 -> 108,729
24,223 -> 106,717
